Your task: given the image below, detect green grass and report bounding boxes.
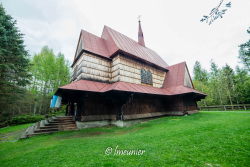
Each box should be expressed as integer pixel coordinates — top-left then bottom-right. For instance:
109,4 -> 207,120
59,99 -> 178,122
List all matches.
0,111 -> 249,167
0,123 -> 33,142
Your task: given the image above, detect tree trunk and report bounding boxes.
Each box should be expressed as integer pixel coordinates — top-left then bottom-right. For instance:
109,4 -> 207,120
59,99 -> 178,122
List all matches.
227,90 -> 233,109
218,89 -> 223,105
201,87 -> 207,106
33,101 -> 37,116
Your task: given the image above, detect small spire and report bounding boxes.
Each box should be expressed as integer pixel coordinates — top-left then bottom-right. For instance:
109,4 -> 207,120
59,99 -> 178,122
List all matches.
138,16 -> 145,47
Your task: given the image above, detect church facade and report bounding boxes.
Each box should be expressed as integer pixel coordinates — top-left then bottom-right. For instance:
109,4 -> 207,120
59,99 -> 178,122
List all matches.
55,21 -> 206,122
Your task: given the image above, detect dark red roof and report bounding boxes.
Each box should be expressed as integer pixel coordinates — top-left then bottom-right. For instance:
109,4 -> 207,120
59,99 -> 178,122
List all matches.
73,26 -> 168,69
60,80 -> 108,93
59,62 -> 205,97
58,79 -> 205,97
79,30 -> 110,58
67,25 -> 205,97
163,62 -> 186,88
104,81 -> 171,95
163,61 -> 195,89
165,85 -> 204,95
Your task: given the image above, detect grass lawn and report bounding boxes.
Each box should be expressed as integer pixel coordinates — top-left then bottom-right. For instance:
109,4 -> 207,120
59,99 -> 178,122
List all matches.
0,111 -> 249,167
0,123 -> 33,142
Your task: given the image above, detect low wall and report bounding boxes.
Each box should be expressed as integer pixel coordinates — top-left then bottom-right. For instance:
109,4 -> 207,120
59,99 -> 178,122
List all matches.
76,110 -> 198,129
78,110 -> 199,122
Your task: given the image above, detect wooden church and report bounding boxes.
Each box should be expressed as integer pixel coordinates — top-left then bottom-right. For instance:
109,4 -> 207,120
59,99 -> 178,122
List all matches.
55,21 -> 206,122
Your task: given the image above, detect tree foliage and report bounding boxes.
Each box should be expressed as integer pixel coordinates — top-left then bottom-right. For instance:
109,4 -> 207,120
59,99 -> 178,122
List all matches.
193,61 -> 208,82
0,4 -> 70,124
193,61 -> 250,106
194,27 -> 250,106
30,46 -> 70,96
29,46 -> 70,115
0,4 -> 30,120
200,0 -> 231,25
239,28 -> 250,71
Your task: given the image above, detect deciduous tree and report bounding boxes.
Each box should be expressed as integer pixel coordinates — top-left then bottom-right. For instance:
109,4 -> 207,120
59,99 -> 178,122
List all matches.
30,46 -> 70,114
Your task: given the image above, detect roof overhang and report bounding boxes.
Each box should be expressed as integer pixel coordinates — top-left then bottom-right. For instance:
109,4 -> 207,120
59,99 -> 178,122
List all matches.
55,80 -> 206,99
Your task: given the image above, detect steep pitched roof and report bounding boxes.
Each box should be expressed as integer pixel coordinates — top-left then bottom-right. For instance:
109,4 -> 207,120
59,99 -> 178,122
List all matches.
72,26 -> 168,69
102,26 -> 168,69
163,62 -> 194,88
79,30 -> 110,58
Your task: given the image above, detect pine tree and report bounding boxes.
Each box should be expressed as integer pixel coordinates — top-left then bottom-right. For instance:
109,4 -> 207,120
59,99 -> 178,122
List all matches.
235,66 -> 250,104
221,64 -> 236,107
0,4 -> 30,119
193,61 -> 208,82
193,61 -> 209,106
210,60 -> 224,105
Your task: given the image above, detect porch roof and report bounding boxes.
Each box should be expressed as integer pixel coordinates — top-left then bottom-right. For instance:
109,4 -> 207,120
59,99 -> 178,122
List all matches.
56,79 -> 206,97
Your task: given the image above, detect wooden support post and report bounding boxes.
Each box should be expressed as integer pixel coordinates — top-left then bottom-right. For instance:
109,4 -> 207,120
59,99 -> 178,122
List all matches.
66,104 -> 69,116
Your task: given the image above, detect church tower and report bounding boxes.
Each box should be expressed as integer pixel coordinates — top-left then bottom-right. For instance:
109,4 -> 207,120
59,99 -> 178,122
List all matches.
138,19 -> 145,46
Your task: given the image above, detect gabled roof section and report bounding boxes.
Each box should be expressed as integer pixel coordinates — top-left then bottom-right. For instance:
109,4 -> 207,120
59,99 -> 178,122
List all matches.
102,26 -> 168,69
163,62 -> 194,88
72,26 -> 169,69
81,30 -> 110,58
72,30 -> 111,67
71,30 -> 110,67
101,26 -> 119,55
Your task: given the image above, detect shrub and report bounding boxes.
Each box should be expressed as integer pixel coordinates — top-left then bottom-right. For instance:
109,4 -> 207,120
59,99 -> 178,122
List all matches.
47,105 -> 66,118
8,115 -> 45,125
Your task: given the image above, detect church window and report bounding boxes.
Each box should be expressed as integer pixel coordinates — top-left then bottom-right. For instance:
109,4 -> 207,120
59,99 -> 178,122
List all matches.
141,69 -> 153,85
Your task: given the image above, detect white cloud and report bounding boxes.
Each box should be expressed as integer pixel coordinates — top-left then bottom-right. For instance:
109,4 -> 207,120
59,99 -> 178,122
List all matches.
2,0 -> 250,75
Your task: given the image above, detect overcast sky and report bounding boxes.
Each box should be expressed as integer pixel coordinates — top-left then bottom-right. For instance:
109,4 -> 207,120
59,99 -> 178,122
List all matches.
1,0 -> 250,75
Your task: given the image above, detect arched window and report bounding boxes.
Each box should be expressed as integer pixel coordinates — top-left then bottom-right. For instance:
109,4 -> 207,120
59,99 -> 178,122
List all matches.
141,69 -> 153,85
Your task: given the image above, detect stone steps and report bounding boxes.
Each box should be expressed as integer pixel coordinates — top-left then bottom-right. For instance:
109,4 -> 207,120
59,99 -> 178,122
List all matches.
39,126 -> 58,129
49,121 -> 75,124
52,118 -> 74,120
28,131 -> 56,137
34,128 -> 59,133
22,116 -> 78,138
48,122 -> 76,126
50,118 -> 73,120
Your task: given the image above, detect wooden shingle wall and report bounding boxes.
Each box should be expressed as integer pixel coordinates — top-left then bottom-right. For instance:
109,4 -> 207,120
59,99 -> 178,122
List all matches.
111,55 -> 166,88
72,53 -> 111,82
72,53 -> 166,88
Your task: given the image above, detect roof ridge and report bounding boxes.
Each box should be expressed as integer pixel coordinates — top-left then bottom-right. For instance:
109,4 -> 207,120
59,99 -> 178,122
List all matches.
81,29 -> 102,39
101,26 -> 119,55
168,61 -> 186,68
77,25 -> 168,69
103,25 -> 147,48
102,26 -> 168,69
